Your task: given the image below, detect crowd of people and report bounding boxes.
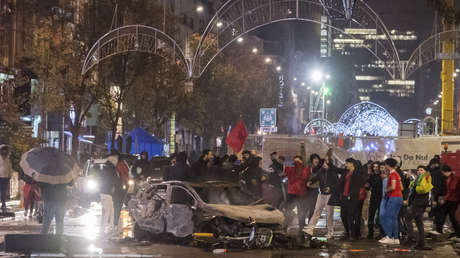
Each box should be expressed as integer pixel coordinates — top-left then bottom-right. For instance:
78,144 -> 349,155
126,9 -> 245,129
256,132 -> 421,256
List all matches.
266,146 -> 460,250
161,144 -> 460,250
0,142 -> 459,250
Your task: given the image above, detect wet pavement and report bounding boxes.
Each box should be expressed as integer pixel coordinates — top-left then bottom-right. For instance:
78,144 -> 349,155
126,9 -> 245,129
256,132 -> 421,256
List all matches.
0,201 -> 459,258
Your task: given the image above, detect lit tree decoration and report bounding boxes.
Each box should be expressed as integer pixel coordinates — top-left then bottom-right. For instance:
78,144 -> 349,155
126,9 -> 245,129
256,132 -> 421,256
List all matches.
338,101 -> 398,137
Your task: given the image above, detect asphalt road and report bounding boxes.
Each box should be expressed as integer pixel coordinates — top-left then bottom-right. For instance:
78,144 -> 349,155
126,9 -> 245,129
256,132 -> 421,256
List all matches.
0,201 -> 458,258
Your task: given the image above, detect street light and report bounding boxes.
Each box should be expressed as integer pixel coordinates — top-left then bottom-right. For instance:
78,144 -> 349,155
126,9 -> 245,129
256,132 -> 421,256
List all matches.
237,37 -> 244,43
301,82 -> 305,86
326,100 -> 331,105
276,66 -> 282,71
252,48 -> 258,53
265,57 -> 272,63
293,77 -> 297,81
426,107 -> 432,115
311,70 -> 323,82
216,21 -> 223,28
196,5 -> 204,13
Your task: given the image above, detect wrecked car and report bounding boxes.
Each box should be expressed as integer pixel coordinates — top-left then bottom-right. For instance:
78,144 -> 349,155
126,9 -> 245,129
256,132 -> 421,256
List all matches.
128,180 -> 285,248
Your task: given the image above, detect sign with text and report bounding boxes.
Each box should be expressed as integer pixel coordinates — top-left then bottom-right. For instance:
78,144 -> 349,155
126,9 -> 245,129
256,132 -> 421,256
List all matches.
260,108 -> 277,128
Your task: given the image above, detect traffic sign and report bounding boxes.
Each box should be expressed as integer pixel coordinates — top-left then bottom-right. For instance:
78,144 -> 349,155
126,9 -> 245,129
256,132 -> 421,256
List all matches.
260,108 -> 277,128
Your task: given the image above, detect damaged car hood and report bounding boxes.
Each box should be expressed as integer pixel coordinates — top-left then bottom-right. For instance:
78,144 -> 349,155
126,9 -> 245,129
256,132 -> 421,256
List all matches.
204,203 -> 285,225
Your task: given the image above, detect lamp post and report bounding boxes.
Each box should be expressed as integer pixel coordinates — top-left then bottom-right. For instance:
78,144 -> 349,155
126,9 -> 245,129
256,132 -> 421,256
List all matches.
310,70 -> 331,121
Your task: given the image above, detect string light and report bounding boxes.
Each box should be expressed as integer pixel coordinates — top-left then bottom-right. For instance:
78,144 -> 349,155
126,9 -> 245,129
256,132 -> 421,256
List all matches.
304,102 -> 399,137
338,101 -> 398,137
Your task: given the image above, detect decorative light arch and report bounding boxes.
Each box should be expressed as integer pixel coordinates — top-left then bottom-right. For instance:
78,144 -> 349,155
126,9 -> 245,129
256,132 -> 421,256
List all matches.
338,101 -> 398,137
81,25 -> 191,77
404,30 -> 460,79
192,0 -> 400,79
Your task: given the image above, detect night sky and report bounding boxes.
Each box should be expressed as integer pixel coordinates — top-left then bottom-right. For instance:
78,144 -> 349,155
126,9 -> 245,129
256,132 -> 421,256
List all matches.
248,0 -> 445,121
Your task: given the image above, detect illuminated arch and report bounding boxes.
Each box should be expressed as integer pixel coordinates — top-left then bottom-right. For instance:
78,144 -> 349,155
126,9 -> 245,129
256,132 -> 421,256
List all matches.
338,101 -> 398,137
82,25 -> 191,77
304,118 -> 334,135
193,0 -> 400,79
404,30 -> 460,79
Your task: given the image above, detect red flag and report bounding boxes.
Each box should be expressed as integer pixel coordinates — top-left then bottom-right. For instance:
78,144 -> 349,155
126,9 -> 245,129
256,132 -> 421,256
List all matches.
226,120 -> 248,153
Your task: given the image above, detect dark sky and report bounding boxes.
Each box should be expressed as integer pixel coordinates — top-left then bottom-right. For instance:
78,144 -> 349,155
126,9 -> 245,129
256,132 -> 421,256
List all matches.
248,0 -> 452,120
367,0 -> 434,36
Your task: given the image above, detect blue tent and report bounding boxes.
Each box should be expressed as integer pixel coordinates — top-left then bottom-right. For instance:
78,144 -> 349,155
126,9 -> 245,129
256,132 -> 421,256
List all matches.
108,128 -> 164,158
128,127 -> 164,158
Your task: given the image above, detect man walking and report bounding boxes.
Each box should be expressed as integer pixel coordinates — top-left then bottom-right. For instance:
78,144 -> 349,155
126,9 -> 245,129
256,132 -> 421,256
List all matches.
404,165 -> 433,250
434,165 -> 460,238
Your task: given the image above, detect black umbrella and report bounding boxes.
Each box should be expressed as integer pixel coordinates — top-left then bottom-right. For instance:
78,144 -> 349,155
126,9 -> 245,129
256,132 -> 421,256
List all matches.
19,147 -> 80,185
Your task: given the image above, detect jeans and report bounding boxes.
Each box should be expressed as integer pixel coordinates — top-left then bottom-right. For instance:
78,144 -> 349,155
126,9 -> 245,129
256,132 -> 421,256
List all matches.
100,194 -> 114,234
41,199 -> 66,234
0,178 -> 9,208
305,193 -> 334,236
286,194 -> 309,232
405,205 -> 426,247
381,197 -> 403,239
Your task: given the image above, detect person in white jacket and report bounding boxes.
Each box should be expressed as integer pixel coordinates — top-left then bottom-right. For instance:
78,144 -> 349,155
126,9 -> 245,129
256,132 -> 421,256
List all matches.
0,145 -> 13,211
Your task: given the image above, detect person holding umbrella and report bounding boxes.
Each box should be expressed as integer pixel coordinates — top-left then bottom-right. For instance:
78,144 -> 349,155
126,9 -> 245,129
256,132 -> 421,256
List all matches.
20,147 -> 80,235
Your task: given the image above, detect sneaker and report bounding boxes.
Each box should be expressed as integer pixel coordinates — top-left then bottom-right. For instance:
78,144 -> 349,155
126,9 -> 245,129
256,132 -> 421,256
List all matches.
379,236 -> 393,245
393,238 -> 400,245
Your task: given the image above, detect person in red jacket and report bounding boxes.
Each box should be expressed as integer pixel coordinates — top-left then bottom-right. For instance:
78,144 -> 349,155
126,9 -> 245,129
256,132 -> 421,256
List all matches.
436,165 -> 460,238
284,151 -> 311,234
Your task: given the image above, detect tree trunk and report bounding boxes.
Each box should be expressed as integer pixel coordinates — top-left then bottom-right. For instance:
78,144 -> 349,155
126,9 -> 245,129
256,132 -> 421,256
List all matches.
70,126 -> 80,160
110,126 -> 117,153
